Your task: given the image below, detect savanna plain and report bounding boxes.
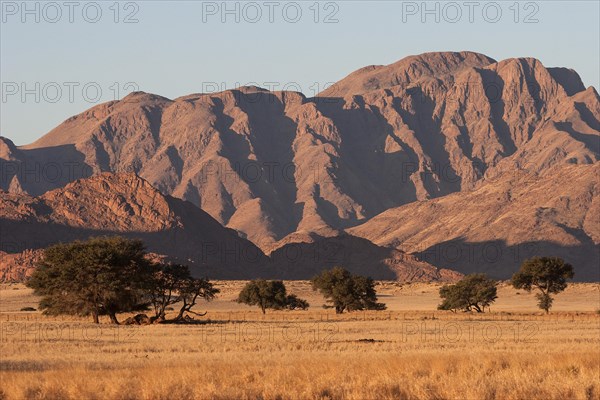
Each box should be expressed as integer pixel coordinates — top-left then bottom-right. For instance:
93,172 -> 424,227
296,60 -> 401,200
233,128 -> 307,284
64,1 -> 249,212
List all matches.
1,281 -> 599,400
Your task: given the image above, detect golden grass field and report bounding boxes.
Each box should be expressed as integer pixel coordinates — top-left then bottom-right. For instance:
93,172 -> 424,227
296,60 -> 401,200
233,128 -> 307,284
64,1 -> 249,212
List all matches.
1,281 -> 599,400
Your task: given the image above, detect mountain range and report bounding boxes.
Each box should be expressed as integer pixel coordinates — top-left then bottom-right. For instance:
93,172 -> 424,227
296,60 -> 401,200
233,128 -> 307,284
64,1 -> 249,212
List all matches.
1,51 -> 598,281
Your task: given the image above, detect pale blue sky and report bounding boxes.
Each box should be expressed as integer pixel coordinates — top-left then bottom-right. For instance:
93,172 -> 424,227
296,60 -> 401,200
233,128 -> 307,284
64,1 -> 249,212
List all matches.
1,1 -> 599,145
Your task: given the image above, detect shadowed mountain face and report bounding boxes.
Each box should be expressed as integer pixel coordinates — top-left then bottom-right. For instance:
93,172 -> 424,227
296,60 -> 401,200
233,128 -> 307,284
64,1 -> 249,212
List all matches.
348,164 -> 600,281
1,51 -> 598,280
0,173 -> 454,282
269,234 -> 462,281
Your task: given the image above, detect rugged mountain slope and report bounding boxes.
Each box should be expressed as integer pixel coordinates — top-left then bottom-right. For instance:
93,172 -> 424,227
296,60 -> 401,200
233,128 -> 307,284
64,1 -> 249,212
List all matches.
0,249 -> 43,282
0,173 -> 454,282
0,173 -> 269,279
348,163 -> 600,281
2,51 -> 598,256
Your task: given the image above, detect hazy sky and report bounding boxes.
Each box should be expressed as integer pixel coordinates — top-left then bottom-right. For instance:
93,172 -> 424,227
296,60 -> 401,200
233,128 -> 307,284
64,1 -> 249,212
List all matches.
2,0 -> 599,145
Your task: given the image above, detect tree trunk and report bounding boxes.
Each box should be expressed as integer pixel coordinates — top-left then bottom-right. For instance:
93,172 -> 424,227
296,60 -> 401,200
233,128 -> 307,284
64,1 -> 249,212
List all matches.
175,306 -> 185,321
92,311 -> 99,324
109,312 -> 120,325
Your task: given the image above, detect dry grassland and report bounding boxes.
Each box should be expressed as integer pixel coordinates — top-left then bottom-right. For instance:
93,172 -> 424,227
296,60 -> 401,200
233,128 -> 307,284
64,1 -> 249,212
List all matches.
0,281 -> 599,400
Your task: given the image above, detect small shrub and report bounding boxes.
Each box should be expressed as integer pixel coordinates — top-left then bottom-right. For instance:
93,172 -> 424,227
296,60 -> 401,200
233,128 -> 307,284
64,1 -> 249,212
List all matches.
238,280 -> 309,313
20,307 -> 36,312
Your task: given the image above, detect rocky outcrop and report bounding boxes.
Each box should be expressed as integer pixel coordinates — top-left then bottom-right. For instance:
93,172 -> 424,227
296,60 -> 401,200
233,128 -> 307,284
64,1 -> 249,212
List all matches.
0,249 -> 43,282
0,173 -> 269,279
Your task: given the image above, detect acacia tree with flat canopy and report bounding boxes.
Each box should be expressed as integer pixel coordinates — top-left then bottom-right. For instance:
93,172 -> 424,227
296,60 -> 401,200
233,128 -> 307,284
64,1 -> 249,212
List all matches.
512,256 -> 574,313
147,263 -> 188,322
438,273 -> 498,313
27,236 -> 152,324
173,274 -> 219,321
311,267 -> 386,314
147,263 -> 219,322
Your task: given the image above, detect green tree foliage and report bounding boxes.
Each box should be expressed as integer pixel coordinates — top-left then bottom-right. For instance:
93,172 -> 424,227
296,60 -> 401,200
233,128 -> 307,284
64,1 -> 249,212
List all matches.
285,294 -> 310,311
311,267 -> 386,314
512,256 -> 574,313
148,263 -> 219,322
27,238 -> 220,324
27,237 -> 152,324
438,274 -> 498,313
237,280 -> 309,313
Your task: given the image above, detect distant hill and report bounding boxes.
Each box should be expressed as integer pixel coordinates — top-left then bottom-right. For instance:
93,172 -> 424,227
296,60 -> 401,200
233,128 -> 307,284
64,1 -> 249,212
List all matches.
0,173 -> 269,280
